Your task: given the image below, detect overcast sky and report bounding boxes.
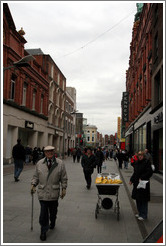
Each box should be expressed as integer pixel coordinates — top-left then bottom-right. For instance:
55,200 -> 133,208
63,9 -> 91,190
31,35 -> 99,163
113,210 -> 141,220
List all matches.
7,1 -> 137,136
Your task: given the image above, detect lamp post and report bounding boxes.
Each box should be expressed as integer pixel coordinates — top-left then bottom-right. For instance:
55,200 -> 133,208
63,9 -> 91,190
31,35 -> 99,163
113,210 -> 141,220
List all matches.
3,55 -> 35,71
3,55 -> 35,85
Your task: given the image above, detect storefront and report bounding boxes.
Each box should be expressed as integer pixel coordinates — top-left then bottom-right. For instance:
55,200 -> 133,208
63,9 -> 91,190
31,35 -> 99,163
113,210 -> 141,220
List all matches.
125,106 -> 163,171
3,104 -> 55,164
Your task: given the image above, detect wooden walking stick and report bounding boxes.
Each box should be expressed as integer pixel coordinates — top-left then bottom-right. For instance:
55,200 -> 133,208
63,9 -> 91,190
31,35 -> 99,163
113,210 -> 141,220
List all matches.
31,192 -> 34,231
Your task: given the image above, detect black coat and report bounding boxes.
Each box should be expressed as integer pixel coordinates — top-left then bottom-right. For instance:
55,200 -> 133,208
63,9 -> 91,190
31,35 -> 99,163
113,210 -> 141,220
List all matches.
81,154 -> 96,173
130,159 -> 153,201
12,143 -> 26,161
95,150 -> 104,166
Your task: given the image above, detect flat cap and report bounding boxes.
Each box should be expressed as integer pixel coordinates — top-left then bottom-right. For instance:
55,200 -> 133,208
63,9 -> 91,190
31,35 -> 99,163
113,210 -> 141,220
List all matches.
44,146 -> 55,151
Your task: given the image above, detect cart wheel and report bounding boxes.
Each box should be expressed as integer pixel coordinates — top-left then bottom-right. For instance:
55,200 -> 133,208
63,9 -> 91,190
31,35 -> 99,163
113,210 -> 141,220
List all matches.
116,201 -> 120,221
95,204 -> 99,219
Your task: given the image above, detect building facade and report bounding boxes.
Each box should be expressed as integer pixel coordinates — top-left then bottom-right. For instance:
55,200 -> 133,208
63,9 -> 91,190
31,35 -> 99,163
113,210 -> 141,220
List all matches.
124,3 -> 163,171
3,4 -> 50,163
3,4 -> 77,162
84,125 -> 98,148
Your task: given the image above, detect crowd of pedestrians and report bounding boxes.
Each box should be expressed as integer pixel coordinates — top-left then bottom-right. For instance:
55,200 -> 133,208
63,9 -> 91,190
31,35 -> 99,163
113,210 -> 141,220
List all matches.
11,138 -> 154,241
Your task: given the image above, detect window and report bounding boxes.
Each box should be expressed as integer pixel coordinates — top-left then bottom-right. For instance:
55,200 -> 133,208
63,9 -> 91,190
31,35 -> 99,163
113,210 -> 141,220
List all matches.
51,65 -> 54,78
22,83 -> 27,106
87,136 -> 90,142
57,73 -> 60,85
92,137 -> 94,142
32,90 -> 36,110
10,75 -> 16,100
40,95 -> 44,114
154,71 -> 161,105
154,33 -> 158,59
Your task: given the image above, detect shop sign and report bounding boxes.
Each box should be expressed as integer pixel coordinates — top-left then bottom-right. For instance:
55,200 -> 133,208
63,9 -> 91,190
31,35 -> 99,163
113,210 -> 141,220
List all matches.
154,112 -> 163,124
122,92 -> 129,122
25,121 -> 34,129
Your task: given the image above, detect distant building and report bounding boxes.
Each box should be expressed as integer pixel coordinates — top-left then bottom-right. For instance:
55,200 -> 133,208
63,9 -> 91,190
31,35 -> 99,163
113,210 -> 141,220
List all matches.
84,124 -> 98,148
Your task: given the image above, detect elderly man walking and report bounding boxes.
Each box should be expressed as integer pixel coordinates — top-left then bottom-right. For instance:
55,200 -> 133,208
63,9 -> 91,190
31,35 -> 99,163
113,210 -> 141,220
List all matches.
31,146 -> 68,241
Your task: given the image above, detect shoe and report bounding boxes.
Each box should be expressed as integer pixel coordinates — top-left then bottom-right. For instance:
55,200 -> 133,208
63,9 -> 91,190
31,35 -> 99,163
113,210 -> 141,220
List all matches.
49,224 -> 55,229
14,177 -> 19,182
135,214 -> 139,218
138,216 -> 144,221
86,185 -> 90,190
40,232 -> 46,241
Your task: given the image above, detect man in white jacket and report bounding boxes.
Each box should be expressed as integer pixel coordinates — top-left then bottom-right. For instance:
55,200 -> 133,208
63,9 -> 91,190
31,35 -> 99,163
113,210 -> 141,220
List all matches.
31,146 -> 68,241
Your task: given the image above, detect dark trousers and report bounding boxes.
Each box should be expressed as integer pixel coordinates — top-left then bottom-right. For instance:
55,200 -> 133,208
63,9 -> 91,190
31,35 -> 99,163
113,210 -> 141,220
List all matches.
14,159 -> 24,178
97,165 -> 102,174
39,200 -> 58,233
77,156 -> 81,163
118,160 -> 123,169
83,170 -> 92,187
136,200 -> 148,219
73,155 -> 76,163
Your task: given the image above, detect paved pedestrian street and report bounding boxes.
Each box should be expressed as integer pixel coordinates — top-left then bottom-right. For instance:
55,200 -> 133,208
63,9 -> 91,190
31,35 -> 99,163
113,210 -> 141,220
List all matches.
3,157 -> 163,244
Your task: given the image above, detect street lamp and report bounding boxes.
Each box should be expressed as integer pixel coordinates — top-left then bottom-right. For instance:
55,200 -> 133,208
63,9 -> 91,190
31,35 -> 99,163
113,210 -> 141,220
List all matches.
3,55 -> 35,71
3,55 -> 35,87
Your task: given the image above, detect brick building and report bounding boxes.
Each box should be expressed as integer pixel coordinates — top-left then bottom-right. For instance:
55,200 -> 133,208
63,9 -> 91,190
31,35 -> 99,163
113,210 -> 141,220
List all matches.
3,4 -> 50,163
124,3 -> 163,171
3,3 -> 77,162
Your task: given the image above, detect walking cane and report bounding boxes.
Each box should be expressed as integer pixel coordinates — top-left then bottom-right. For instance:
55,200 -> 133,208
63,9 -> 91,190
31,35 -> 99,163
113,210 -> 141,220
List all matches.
31,192 -> 34,231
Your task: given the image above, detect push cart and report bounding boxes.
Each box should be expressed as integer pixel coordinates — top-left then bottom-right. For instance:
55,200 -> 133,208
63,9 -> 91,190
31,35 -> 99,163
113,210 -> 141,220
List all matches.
95,173 -> 123,221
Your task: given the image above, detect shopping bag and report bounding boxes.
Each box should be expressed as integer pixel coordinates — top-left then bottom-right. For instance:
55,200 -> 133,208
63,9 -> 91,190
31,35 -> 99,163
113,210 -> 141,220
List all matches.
137,180 -> 149,189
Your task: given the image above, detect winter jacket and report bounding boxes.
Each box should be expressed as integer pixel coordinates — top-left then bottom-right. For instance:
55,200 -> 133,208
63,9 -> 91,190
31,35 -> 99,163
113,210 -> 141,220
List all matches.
31,157 -> 68,201
12,143 -> 26,161
95,150 -> 104,166
81,154 -> 96,173
130,159 -> 153,201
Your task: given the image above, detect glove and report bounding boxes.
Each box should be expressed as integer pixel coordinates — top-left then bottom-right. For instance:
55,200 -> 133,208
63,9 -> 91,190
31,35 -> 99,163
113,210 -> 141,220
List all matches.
60,189 -> 66,199
31,185 -> 36,194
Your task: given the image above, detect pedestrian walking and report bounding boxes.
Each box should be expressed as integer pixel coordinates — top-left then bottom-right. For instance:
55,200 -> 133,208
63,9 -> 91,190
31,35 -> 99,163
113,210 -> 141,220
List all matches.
25,145 -> 32,164
124,149 -> 129,169
109,149 -> 113,160
95,147 -> 105,173
113,149 -> 117,162
32,147 -> 38,165
31,145 -> 68,241
71,148 -> 77,163
81,147 -> 96,189
12,138 -> 26,182
117,149 -> 124,169
76,148 -> 82,163
129,151 -> 153,221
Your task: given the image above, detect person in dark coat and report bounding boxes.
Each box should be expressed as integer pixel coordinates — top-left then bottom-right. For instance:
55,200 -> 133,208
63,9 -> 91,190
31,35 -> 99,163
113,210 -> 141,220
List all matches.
95,147 -> 105,173
71,148 -> 77,163
32,147 -> 39,165
129,151 -> 153,221
123,149 -> 129,169
117,149 -> 124,169
76,148 -> 82,163
12,139 -> 26,182
81,147 -> 96,189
